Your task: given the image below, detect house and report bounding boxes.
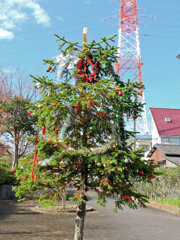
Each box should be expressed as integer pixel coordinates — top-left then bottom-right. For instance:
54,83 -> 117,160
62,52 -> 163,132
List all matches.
135,135 -> 152,159
150,108 -> 180,146
147,144 -> 180,168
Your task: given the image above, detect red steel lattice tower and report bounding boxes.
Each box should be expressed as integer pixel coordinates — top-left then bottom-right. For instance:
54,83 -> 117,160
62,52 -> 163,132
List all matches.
116,0 -> 148,135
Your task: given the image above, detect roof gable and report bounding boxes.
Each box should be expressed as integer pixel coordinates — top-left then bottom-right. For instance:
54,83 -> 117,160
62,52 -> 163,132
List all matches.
148,144 -> 180,166
150,108 -> 180,136
148,143 -> 180,156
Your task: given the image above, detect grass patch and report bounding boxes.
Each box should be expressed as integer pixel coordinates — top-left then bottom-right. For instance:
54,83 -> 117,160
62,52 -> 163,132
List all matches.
154,197 -> 180,208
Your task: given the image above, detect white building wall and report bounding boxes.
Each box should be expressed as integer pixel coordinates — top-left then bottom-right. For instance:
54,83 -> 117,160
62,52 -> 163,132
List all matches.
151,118 -> 161,146
161,136 -> 180,145
136,140 -> 152,160
151,116 -> 180,146
166,160 -> 177,168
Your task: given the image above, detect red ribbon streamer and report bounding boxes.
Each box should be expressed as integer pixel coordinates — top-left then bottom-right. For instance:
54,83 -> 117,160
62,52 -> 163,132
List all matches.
42,125 -> 46,135
31,149 -> 37,180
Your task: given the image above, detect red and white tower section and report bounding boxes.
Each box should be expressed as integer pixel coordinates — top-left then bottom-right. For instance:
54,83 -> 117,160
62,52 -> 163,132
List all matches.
116,0 -> 148,135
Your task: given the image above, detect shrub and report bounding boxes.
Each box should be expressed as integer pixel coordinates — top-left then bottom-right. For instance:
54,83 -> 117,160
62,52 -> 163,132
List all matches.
135,167 -> 180,198
0,156 -> 18,185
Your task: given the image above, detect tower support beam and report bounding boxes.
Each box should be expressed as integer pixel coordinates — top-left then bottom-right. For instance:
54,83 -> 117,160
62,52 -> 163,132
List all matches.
116,0 -> 148,135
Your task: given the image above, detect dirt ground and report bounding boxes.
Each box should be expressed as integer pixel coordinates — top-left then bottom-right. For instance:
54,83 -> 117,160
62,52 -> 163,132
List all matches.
0,195 -> 180,240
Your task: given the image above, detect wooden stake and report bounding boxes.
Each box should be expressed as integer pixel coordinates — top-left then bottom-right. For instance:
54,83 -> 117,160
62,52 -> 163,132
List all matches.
83,27 -> 88,46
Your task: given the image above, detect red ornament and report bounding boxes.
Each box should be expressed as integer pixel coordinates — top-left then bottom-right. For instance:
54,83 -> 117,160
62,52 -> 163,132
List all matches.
151,174 -> 156,179
31,149 -> 38,180
97,106 -> 106,116
118,91 -> 123,96
97,112 -> 105,116
75,104 -> 79,109
123,195 -> 129,200
49,141 -> 52,144
53,102 -> 57,107
57,143 -> 60,148
35,136 -> 40,143
12,169 -> 16,174
140,170 -> 144,176
28,111 -> 32,115
20,176 -> 26,181
76,56 -> 100,83
77,161 -> 81,167
101,179 -> 109,183
46,66 -> 52,72
66,142 -> 70,147
88,102 -> 93,108
74,104 -> 80,112
42,125 -> 46,135
123,195 -> 131,203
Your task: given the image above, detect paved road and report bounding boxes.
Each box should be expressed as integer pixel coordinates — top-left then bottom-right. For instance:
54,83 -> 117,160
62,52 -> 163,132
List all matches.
0,195 -> 180,240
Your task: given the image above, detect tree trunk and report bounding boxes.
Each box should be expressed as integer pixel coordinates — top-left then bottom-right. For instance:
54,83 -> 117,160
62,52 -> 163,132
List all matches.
74,200 -> 86,240
12,133 -> 18,169
62,192 -> 66,209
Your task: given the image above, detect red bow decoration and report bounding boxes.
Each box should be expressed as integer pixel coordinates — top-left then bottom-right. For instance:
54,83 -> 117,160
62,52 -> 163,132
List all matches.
88,98 -> 93,108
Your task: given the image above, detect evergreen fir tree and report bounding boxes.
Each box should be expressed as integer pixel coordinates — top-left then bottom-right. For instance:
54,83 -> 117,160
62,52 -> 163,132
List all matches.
14,35 -> 157,240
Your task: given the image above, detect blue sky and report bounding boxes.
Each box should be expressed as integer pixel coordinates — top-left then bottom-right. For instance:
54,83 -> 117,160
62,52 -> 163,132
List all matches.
1,0 -> 180,121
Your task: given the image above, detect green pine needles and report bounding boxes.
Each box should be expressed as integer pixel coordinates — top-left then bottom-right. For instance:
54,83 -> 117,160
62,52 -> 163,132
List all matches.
14,35 -> 157,211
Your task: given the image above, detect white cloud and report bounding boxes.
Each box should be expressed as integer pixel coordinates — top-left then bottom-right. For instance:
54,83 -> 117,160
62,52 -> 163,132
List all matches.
56,16 -> 64,21
0,0 -> 51,40
0,28 -> 14,40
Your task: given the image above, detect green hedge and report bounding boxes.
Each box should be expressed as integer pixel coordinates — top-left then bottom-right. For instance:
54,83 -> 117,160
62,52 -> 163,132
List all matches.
0,157 -> 18,185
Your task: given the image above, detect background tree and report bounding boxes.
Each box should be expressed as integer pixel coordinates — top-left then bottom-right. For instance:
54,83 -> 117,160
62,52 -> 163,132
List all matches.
0,96 -> 37,168
14,35 -> 157,240
0,67 -> 38,168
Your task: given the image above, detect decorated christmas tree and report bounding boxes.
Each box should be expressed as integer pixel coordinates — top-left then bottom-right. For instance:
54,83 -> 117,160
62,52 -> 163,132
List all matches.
14,29 -> 156,240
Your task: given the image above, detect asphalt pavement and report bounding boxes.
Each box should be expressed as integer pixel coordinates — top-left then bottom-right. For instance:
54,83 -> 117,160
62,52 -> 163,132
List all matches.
0,194 -> 179,240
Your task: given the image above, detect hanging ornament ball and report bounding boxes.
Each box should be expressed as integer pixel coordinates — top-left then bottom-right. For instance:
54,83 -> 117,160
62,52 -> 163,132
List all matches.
88,102 -> 93,108
74,104 -> 80,110
124,159 -> 129,163
34,82 -> 41,89
118,91 -> 123,96
46,66 -> 52,72
140,170 -> 144,176
53,102 -> 57,107
38,104 -> 43,108
28,111 -> 33,115
123,195 -> 129,200
77,161 -> 82,167
97,163 -> 102,167
60,161 -> 65,167
97,107 -> 106,116
20,176 -> 26,181
12,169 -> 16,174
151,174 -> 156,179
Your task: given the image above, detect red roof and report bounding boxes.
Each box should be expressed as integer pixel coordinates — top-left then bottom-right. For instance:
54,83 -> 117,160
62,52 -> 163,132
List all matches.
150,108 -> 180,136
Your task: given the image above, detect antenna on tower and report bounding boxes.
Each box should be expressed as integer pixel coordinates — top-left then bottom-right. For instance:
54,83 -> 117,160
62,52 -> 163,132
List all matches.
116,0 -> 149,136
